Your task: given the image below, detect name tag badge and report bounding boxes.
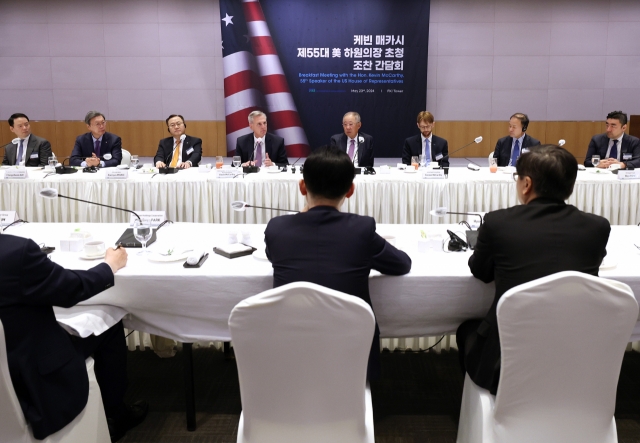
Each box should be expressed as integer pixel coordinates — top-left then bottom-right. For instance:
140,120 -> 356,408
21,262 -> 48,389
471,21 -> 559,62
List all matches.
435,154 -> 443,161
186,148 -> 194,155
30,153 -> 38,159
129,211 -> 166,227
4,168 -> 28,179
421,169 -> 446,180
623,153 -> 632,160
617,170 -> 640,180
105,169 -> 128,180
0,211 -> 18,226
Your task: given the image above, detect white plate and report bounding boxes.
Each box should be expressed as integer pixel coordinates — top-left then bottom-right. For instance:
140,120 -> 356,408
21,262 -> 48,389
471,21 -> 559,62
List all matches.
252,249 -> 268,260
79,251 -> 105,260
147,251 -> 191,262
138,168 -> 158,174
588,168 -> 611,174
266,168 -> 281,173
404,169 -> 418,173
599,258 -> 617,270
117,164 -> 129,169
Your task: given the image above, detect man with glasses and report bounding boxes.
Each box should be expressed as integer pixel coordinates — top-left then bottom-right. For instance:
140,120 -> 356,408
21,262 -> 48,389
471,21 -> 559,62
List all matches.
401,111 -> 449,167
330,111 -> 374,167
154,115 -> 202,169
2,113 -> 52,166
70,111 -> 122,168
456,144 -> 610,395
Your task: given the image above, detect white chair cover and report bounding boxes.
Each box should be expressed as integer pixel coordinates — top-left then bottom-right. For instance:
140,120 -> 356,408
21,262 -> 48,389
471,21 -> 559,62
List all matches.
120,149 -> 131,167
457,271 -> 638,443
229,282 -> 376,443
0,320 -> 111,443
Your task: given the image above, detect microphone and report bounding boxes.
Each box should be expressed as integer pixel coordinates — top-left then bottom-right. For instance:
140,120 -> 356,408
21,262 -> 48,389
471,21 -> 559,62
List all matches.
430,206 -> 484,249
464,157 -> 482,171
243,141 -> 260,174
231,200 -> 298,213
40,188 -> 141,221
439,136 -> 483,162
558,139 -> 566,147
55,156 -> 78,175
290,156 -> 304,173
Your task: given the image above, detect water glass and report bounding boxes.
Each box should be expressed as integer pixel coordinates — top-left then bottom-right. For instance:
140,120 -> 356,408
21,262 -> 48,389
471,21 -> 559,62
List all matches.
233,156 -> 241,168
130,155 -> 139,168
411,156 -> 419,170
592,155 -> 600,167
48,156 -> 57,168
133,220 -> 152,255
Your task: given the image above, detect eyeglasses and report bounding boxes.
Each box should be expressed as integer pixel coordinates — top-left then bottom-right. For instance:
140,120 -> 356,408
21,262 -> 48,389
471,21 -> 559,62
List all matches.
92,120 -> 106,127
169,122 -> 184,128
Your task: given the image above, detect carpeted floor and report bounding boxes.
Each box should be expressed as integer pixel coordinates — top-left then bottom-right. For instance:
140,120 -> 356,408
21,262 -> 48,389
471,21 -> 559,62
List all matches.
120,347 -> 640,442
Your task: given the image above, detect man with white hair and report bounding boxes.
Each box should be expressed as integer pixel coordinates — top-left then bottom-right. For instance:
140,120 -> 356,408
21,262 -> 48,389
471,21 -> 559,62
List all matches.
235,111 -> 288,167
330,111 -> 374,167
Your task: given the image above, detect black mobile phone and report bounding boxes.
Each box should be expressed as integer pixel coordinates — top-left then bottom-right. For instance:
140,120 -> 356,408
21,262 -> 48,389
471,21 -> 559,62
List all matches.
40,246 -> 55,254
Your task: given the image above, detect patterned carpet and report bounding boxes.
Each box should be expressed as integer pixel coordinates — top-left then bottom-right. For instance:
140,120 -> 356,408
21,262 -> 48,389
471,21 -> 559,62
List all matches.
120,347 -> 640,443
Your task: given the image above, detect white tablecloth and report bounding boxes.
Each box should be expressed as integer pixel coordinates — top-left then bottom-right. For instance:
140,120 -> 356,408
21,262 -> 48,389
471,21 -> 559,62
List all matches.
2,166 -> 639,225
7,222 -> 640,341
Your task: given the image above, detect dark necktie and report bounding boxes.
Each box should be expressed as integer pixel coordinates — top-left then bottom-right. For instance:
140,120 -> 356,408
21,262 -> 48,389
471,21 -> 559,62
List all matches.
348,139 -> 355,161
94,139 -> 101,157
609,139 -> 618,160
510,139 -> 520,166
15,139 -> 24,165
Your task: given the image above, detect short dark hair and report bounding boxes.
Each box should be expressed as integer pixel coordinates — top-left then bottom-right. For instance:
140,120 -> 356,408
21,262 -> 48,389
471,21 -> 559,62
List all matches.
516,144 -> 577,201
303,145 -> 355,200
8,113 -> 29,127
510,112 -> 529,132
166,114 -> 186,126
606,110 -> 627,126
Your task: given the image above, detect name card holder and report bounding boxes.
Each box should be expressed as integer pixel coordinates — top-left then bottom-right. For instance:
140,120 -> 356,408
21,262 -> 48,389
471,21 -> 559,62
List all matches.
129,211 -> 166,227
105,169 -> 129,180
617,170 -> 640,180
217,169 -> 241,179
421,169 -> 446,180
4,168 -> 28,180
0,211 -> 18,226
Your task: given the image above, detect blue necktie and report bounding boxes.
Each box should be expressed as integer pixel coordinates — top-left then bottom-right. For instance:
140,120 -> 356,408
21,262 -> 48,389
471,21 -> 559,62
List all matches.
424,138 -> 431,166
510,139 -> 520,166
15,139 -> 24,165
609,139 -> 618,160
94,139 -> 101,157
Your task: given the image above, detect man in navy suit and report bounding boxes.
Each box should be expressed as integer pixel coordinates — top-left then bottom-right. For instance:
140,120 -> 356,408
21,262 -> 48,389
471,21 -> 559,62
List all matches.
330,112 -> 374,167
154,114 -> 202,168
2,113 -> 52,166
584,110 -> 640,169
235,111 -> 288,166
0,236 -> 147,441
456,145 -> 609,395
264,145 -> 411,380
401,111 -> 449,167
492,113 -> 540,167
70,111 -> 122,168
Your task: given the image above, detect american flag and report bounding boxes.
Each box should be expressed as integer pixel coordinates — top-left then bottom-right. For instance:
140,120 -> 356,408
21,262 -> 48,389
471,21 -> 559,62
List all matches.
220,0 -> 310,157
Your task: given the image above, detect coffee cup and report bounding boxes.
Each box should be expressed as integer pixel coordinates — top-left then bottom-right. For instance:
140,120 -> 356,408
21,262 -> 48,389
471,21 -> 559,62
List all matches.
84,241 -> 106,257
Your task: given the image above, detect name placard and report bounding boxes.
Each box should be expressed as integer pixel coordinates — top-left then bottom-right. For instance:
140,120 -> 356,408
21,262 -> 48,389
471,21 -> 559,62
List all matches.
105,169 -> 129,180
421,169 -> 446,180
4,168 -> 28,180
0,211 -> 18,226
217,169 -> 241,179
617,170 -> 640,180
129,211 -> 166,227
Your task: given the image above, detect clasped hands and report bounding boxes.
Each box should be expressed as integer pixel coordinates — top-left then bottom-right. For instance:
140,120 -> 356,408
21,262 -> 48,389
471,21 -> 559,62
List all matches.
242,153 -> 273,167
85,153 -> 101,167
596,158 -> 626,169
155,161 -> 192,169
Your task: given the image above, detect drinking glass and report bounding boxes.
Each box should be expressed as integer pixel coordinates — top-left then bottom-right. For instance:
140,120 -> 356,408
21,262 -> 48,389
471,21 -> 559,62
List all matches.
489,157 -> 498,173
133,220 -> 152,256
48,155 -> 57,168
233,156 -> 241,168
130,155 -> 139,169
216,156 -> 224,169
592,155 -> 600,168
411,156 -> 419,170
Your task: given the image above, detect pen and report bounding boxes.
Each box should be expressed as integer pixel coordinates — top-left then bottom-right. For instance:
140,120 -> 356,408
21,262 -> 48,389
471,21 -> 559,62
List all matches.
114,242 -> 122,250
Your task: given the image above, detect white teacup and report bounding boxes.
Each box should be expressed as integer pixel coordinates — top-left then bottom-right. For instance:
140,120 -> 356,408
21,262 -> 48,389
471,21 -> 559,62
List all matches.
84,241 -> 106,257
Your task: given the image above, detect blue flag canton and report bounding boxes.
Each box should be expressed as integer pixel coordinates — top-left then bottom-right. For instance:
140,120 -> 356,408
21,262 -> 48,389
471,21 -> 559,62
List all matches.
220,0 -> 252,57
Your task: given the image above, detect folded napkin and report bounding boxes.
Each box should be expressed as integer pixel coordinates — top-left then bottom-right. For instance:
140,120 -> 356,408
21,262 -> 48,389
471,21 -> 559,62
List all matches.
186,250 -> 206,265
216,243 -> 253,254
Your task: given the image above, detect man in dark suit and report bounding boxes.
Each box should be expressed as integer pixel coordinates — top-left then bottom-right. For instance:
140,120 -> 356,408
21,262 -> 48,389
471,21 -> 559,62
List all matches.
492,113 -> 540,167
235,111 -> 288,166
264,145 -> 411,380
0,237 -> 147,441
2,113 -> 52,166
154,114 -> 202,168
456,144 -> 610,395
584,110 -> 640,169
401,111 -> 449,167
330,112 -> 374,167
70,111 -> 122,168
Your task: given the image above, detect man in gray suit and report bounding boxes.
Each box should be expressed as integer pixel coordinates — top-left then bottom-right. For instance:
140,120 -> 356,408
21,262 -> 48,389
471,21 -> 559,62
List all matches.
2,113 -> 52,166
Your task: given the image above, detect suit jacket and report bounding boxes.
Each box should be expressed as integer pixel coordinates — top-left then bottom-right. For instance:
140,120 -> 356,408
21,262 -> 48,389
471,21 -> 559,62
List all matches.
70,132 -> 122,167
154,135 -> 203,167
264,206 -> 411,379
330,132 -> 374,167
464,198 -> 610,394
584,133 -> 640,168
492,134 -> 540,167
0,235 -> 114,439
235,132 -> 288,165
2,134 -> 52,167
401,134 -> 449,167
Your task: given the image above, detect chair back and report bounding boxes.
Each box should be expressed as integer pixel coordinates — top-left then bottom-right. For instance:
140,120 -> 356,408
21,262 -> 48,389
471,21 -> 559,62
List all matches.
0,319 -> 32,443
120,149 -> 131,167
229,282 -> 375,443
493,271 -> 638,442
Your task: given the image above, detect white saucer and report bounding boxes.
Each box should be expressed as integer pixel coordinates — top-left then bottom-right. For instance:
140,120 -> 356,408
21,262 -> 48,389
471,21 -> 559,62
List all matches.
138,168 -> 158,174
252,249 -> 268,260
147,251 -> 191,262
117,164 -> 129,169
79,251 -> 106,260
588,168 -> 611,174
266,168 -> 281,173
404,169 -> 418,173
599,258 -> 617,270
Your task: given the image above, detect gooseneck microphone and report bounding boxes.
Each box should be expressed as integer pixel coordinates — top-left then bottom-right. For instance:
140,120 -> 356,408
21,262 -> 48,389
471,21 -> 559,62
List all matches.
243,142 -> 260,174
231,201 -> 298,213
289,156 -> 304,173
40,188 -> 141,222
439,136 -> 483,162
55,156 -> 78,175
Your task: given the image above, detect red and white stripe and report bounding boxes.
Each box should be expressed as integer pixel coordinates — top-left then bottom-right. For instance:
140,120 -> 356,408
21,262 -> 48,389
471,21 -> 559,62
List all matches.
240,0 -> 309,157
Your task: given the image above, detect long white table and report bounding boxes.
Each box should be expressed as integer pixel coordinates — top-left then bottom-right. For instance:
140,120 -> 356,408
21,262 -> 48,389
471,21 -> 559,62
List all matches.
2,166 -> 639,225
6,222 -> 640,342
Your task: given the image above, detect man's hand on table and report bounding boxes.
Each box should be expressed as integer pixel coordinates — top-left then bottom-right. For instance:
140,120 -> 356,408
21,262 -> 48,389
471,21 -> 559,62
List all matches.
105,247 -> 128,274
